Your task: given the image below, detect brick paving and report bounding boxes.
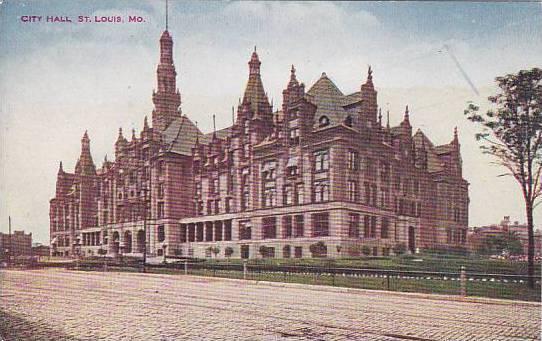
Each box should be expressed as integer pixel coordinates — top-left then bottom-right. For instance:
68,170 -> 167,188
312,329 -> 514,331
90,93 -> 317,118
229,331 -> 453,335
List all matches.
1,269 -> 540,340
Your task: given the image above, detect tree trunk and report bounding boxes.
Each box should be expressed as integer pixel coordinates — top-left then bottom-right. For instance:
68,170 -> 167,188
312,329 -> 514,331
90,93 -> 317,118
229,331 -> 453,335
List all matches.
526,201 -> 535,288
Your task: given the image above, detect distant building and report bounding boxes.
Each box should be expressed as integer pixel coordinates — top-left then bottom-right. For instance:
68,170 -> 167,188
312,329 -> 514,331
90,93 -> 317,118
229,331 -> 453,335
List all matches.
49,27 -> 469,259
32,243 -> 51,258
468,216 -> 541,255
0,230 -> 32,258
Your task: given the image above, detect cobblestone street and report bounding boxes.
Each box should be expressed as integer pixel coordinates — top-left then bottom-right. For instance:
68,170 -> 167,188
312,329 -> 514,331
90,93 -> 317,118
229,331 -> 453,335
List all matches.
1,269 -> 540,340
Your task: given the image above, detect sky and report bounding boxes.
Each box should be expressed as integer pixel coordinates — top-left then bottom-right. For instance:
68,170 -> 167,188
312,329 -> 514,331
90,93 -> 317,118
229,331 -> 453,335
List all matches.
0,1 -> 541,244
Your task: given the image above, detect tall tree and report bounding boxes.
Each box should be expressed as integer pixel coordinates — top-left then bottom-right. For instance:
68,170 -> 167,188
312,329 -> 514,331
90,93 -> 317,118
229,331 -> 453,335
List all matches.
465,68 -> 542,288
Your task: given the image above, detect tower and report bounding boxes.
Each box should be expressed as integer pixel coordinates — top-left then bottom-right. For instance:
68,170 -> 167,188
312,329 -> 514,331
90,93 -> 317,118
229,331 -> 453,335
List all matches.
152,4 -> 182,132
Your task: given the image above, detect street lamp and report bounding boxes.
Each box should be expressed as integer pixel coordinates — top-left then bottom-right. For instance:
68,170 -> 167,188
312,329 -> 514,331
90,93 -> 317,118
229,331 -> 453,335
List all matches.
140,184 -> 149,272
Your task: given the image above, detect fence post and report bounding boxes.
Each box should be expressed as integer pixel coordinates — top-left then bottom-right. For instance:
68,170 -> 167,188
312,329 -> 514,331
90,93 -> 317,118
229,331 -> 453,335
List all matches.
387,274 -> 390,290
460,266 -> 467,297
184,260 -> 188,275
243,260 -> 247,280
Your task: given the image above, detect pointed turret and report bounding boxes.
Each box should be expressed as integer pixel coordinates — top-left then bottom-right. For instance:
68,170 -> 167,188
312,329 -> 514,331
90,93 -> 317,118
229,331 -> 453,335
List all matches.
282,64 -> 305,112
241,47 -> 272,120
402,105 -> 411,125
58,161 -> 64,174
115,128 -> 128,160
452,126 -> 459,146
143,116 -> 149,130
360,65 -> 378,124
75,130 -> 96,176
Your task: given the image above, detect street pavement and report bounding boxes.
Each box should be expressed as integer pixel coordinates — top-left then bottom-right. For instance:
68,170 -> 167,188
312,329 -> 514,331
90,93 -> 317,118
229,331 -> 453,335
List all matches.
1,269 -> 540,340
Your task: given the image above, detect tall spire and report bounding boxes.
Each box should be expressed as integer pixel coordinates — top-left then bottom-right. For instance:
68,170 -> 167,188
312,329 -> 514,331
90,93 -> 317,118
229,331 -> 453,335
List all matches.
152,9 -> 182,132
58,161 -> 64,174
165,0 -> 169,31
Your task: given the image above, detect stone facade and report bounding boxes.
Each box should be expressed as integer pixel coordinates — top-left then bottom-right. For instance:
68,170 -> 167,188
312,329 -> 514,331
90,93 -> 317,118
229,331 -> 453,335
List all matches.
49,29 -> 469,259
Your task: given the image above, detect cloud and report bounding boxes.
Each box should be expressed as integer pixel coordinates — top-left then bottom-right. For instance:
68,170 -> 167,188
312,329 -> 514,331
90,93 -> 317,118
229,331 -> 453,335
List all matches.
1,1 -> 541,242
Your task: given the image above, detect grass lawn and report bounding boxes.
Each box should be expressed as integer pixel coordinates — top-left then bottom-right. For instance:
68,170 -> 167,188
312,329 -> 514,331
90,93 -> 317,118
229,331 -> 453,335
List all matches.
69,254 -> 542,302
204,254 -> 541,276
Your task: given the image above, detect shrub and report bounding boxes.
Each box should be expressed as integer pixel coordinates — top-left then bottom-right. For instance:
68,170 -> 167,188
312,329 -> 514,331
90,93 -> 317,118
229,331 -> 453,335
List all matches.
393,243 -> 407,255
225,247 -> 234,258
309,241 -> 327,258
361,246 -> 371,256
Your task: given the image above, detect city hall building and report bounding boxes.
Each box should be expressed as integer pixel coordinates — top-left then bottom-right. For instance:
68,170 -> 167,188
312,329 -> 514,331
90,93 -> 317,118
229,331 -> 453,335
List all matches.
49,27 -> 469,259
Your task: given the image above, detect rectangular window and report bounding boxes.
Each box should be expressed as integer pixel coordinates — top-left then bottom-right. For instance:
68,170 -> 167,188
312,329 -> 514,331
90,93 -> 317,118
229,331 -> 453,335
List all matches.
294,215 -> 304,237
283,185 -> 293,206
295,183 -> 304,205
214,199 -> 220,215
224,220 -> 232,241
262,217 -> 277,239
289,127 -> 300,144
371,216 -> 377,238
348,150 -> 358,170
157,225 -> 165,242
207,200 -> 212,215
263,188 -> 276,208
212,178 -> 219,195
312,212 -> 329,237
348,213 -> 360,238
348,180 -> 357,202
157,202 -> 165,219
381,217 -> 389,239
239,220 -> 252,240
158,183 -> 164,199
283,216 -> 293,238
314,149 -> 330,172
365,158 -> 376,178
313,180 -> 329,203
294,246 -> 303,258
225,198 -> 231,213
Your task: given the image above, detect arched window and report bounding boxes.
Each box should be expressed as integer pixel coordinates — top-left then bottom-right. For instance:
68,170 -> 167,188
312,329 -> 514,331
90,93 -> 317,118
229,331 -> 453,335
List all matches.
344,115 -> 353,127
319,115 -> 330,127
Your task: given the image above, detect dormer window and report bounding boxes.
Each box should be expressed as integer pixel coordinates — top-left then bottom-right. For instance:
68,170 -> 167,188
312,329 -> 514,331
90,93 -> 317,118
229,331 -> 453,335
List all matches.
344,115 -> 353,127
319,116 -> 330,127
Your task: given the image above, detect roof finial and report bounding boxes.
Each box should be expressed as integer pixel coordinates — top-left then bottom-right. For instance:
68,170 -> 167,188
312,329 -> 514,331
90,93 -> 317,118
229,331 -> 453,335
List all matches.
386,110 -> 390,129
195,121 -> 199,145
232,106 -> 235,125
58,161 -> 64,173
212,114 -> 216,138
368,65 -> 373,80
165,0 -> 169,31
254,45 -> 257,52
453,126 -> 459,144
132,128 -> 136,140
144,116 -> 149,130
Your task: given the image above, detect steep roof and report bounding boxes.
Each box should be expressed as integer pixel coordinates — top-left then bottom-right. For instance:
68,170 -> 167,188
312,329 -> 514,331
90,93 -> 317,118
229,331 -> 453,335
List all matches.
412,129 -> 445,173
305,72 -> 359,128
201,126 -> 233,145
162,115 -> 203,156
